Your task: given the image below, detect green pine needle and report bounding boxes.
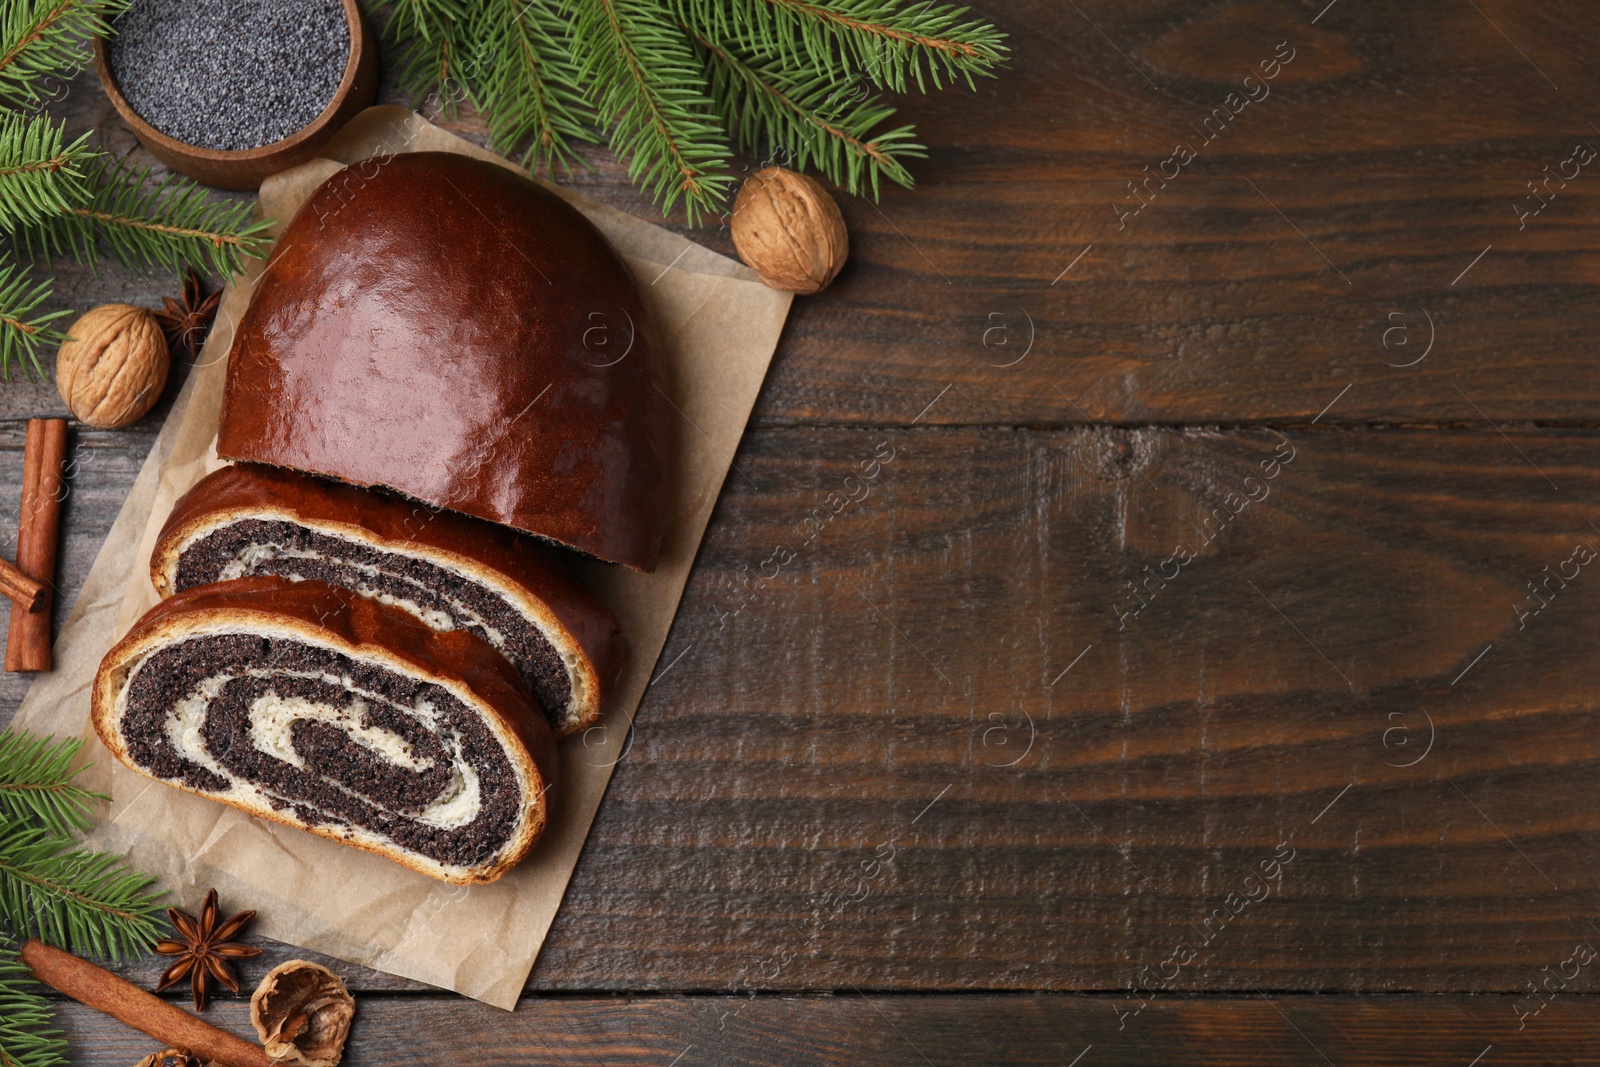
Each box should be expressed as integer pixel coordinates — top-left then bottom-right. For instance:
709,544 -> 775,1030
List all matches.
0,259 -> 67,380
385,0 -> 470,47
0,947 -> 67,1067
569,0 -> 734,222
384,0 -> 473,107
0,112 -> 93,231
694,31 -> 922,198
0,732 -> 100,840
0,0 -> 130,109
0,824 -> 163,962
15,155 -> 272,277
681,0 -> 1007,93
474,0 -> 597,176
396,30 -> 463,115
0,728 -> 163,1066
383,0 -> 1004,220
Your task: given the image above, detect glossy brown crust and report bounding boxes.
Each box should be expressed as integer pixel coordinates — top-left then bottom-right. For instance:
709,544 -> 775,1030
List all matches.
149,463 -> 623,734
216,151 -> 671,570
91,576 -> 557,884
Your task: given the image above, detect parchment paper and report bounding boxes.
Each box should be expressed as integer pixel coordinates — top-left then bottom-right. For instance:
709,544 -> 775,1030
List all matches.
11,107 -> 792,1009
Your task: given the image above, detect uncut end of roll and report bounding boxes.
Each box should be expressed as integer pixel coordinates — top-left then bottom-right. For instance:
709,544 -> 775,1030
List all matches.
92,576 -> 557,885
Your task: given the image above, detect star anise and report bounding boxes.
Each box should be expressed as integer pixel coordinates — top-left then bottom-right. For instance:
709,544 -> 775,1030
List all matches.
155,888 -> 262,1011
152,269 -> 222,361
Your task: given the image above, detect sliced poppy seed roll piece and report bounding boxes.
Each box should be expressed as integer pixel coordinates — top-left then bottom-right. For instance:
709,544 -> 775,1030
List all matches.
92,576 -> 557,885
151,463 -> 622,737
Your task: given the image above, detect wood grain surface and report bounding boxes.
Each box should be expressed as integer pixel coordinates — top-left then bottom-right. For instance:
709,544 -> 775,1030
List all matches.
3,1 -> 1599,1063
747,0 -> 1600,428
46,995 -> 1600,1066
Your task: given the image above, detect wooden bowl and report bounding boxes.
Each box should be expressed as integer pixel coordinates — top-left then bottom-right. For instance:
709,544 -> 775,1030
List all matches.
93,0 -> 377,191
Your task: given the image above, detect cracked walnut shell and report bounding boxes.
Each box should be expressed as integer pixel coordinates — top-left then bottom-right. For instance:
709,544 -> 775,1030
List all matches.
56,303 -> 169,428
730,167 -> 848,294
134,1050 -> 206,1067
250,960 -> 355,1067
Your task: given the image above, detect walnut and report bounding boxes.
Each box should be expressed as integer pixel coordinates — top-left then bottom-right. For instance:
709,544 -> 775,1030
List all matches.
730,167 -> 849,294
55,303 -> 169,428
249,961 -> 355,1067
134,1050 -> 206,1067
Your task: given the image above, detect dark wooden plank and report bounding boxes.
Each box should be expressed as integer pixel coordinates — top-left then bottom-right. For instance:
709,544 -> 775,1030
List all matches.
523,424 -> 1600,993
750,0 -> 1600,427
46,994 -> 1600,1066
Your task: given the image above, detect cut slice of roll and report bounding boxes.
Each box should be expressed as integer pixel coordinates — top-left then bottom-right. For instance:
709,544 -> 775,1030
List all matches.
151,463 -> 621,737
92,576 -> 557,885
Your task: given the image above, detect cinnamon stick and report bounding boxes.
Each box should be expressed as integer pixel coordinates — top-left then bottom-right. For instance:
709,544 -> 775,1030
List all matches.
21,940 -> 274,1067
6,418 -> 66,671
0,553 -> 45,612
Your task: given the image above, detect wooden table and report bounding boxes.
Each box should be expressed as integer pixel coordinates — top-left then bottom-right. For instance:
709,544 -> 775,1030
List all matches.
7,2 -> 1600,1062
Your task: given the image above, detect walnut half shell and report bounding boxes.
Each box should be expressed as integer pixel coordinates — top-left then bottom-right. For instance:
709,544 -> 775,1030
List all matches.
249,961 -> 355,1067
134,1049 -> 206,1067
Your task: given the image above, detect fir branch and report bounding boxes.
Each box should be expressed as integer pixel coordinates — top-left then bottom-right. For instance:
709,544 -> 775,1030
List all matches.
378,0 -> 1003,219
569,0 -> 734,222
0,0 -> 129,109
474,0 -> 596,175
0,260 -> 68,380
0,731 -> 100,840
680,0 -> 1007,93
0,825 -> 162,962
384,0 -> 468,45
0,112 -> 93,231
391,27 -> 456,106
0,947 -> 67,1067
694,30 -> 921,198
15,156 -> 272,277
384,0 -> 474,105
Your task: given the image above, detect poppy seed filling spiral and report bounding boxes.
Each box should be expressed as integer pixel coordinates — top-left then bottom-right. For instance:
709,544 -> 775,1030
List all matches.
120,633 -> 520,869
172,519 -> 573,730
